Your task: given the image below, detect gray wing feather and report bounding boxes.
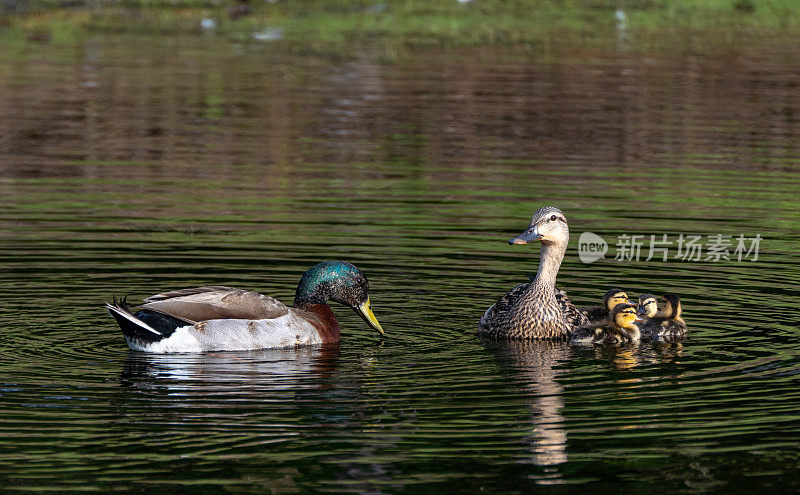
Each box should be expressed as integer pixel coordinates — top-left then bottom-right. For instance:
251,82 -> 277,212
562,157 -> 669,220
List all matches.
140,286 -> 289,322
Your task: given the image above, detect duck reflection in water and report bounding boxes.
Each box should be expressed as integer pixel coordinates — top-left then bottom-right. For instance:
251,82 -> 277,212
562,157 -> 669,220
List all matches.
120,344 -> 341,391
591,343 -> 640,371
484,340 -> 570,473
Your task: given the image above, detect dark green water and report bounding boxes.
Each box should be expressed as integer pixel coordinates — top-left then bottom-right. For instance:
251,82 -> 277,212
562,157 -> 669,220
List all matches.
2,33 -> 800,492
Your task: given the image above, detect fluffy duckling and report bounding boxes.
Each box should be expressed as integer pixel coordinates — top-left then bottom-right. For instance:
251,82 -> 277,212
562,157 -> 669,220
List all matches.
636,293 -> 658,322
639,294 -> 687,340
571,302 -> 641,345
580,288 -> 632,325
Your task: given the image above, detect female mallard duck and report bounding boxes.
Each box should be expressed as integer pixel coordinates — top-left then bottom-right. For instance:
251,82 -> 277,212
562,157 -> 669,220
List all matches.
580,288 -> 632,324
478,206 -> 588,339
636,293 -> 658,322
106,261 -> 384,353
571,303 -> 641,345
639,294 -> 687,340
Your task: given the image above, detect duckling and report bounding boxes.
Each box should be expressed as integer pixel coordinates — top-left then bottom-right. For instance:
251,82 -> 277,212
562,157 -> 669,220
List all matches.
639,294 -> 687,340
580,288 -> 632,325
479,207 -> 588,340
636,293 -> 658,324
106,261 -> 384,353
571,303 -> 641,345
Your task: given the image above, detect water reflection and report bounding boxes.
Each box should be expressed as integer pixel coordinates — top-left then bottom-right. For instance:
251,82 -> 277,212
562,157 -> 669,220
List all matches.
2,29 -> 800,492
594,344 -> 640,371
645,341 -> 686,365
483,340 -> 569,473
120,344 -> 340,392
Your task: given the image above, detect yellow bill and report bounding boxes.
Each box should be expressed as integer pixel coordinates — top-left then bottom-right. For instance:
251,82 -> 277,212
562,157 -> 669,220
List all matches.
357,298 -> 385,335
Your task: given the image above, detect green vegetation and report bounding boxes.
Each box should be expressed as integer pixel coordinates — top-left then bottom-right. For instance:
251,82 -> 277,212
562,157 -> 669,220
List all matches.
2,0 -> 800,58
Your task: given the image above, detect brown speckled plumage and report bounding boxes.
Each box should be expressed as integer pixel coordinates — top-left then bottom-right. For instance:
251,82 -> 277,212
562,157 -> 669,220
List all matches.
479,207 -> 588,340
556,287 -> 587,330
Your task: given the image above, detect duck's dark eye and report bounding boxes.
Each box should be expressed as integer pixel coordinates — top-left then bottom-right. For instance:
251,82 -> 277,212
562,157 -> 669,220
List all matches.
550,215 -> 557,221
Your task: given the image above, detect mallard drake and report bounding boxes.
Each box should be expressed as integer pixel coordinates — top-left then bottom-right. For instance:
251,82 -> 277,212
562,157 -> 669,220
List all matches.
580,288 -> 632,324
639,294 -> 686,340
106,261 -> 384,353
571,302 -> 641,345
479,206 -> 588,339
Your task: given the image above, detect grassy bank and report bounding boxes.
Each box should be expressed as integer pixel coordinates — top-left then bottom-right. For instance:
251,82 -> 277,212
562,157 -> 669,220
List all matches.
2,0 -> 800,57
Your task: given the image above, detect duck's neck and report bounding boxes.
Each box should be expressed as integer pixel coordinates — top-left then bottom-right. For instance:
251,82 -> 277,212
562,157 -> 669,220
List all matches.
530,241 -> 567,291
295,302 -> 341,344
509,239 -> 571,339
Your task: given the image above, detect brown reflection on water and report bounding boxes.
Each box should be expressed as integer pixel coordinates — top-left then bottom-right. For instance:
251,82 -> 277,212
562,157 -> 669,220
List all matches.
2,32 -> 800,492
483,340 -> 569,474
2,38 -> 799,186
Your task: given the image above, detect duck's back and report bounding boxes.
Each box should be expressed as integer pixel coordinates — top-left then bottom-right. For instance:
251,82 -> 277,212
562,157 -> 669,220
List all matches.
479,284 -> 586,340
479,283 -> 528,338
141,286 -> 290,321
573,322 -> 639,345
570,323 -> 602,343
556,288 -> 589,329
110,286 -> 329,352
640,317 -> 687,340
579,305 -> 608,324
597,324 -> 638,345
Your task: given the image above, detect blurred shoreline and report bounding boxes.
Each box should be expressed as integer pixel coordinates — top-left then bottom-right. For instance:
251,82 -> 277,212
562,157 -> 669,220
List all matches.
2,0 -> 800,60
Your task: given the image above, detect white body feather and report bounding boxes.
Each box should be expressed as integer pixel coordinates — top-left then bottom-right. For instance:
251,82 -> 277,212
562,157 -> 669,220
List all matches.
125,311 -> 323,353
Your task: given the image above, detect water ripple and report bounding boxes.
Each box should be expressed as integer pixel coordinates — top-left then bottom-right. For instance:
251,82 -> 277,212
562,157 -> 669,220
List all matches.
2,34 -> 800,492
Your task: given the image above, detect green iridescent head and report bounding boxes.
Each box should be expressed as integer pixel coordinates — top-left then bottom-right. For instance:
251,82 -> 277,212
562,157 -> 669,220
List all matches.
294,261 -> 384,335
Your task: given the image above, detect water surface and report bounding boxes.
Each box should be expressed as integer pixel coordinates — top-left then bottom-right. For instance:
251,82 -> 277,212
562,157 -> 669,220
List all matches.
2,33 -> 800,492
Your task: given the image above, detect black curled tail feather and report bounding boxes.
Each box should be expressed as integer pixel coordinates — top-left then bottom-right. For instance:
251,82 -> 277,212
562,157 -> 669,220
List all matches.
106,293 -> 197,345
111,294 -> 131,313
106,301 -> 167,345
